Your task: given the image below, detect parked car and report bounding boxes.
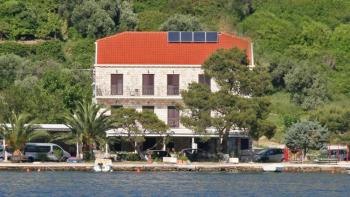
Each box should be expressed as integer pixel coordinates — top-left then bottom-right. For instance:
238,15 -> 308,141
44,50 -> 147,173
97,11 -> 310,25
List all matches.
180,148 -> 218,162
0,145 -> 12,160
254,148 -> 284,162
144,150 -> 170,160
24,143 -> 71,162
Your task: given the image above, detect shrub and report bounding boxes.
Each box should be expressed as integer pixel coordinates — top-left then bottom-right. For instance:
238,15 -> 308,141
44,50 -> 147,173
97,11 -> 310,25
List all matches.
178,153 -> 188,161
159,14 -> 204,31
35,40 -> 65,61
0,42 -> 34,57
0,41 -> 64,61
64,39 -> 94,68
137,11 -> 167,31
117,152 -> 142,161
284,121 -> 329,158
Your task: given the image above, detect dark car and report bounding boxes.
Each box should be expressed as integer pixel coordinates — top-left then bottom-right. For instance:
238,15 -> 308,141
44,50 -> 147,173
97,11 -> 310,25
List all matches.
180,148 -> 218,162
254,148 -> 284,162
145,150 -> 170,160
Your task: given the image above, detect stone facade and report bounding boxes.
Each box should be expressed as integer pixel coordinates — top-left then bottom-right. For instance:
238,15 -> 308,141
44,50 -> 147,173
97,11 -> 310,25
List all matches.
94,64 -> 219,131
94,64 -> 219,98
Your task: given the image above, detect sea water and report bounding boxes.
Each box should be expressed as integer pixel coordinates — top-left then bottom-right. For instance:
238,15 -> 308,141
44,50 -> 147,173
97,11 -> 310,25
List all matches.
0,171 -> 349,196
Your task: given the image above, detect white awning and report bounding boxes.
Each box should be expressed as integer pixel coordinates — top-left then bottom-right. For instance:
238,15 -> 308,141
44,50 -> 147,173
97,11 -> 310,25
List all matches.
106,128 -> 248,138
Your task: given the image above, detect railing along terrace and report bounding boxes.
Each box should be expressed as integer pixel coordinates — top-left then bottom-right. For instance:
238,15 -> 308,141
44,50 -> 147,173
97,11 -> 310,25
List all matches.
167,85 -> 179,95
142,85 -> 154,95
168,119 -> 180,128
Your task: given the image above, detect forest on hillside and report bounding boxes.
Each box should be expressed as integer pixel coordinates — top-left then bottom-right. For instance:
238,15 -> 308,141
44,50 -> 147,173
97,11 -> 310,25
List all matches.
0,0 -> 350,143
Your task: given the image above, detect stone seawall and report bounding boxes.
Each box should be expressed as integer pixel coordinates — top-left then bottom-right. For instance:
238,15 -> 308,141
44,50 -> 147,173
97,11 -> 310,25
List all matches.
0,163 -> 349,174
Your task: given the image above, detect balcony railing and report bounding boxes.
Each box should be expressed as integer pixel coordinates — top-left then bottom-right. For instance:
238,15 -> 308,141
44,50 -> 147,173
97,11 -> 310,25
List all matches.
111,88 -> 123,95
95,85 -> 182,97
168,118 -> 180,128
167,85 -> 179,95
142,85 -> 154,95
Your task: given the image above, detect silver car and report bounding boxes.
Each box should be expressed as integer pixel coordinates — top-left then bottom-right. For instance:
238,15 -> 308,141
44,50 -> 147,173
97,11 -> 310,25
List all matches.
24,143 -> 71,162
254,148 -> 284,162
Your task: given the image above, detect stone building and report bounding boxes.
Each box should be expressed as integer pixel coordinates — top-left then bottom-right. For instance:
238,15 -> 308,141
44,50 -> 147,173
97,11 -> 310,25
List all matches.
94,31 -> 254,157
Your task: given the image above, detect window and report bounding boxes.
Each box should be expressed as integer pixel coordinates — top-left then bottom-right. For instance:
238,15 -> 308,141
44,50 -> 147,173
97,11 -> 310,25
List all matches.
142,74 -> 154,95
167,74 -> 179,95
168,106 -> 179,128
24,145 -> 36,152
24,145 -> 50,153
111,105 -> 123,115
198,74 -> 211,88
111,74 -> 123,95
53,146 -> 62,152
240,138 -> 249,150
37,146 -> 51,153
142,106 -> 154,113
275,149 -> 283,154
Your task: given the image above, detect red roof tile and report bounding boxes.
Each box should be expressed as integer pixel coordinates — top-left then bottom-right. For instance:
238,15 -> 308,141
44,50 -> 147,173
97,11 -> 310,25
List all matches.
96,32 -> 252,65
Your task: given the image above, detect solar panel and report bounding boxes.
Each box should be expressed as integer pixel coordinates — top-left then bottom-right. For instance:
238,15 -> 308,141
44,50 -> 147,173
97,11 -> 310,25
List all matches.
168,32 -> 180,42
168,31 -> 219,43
206,32 -> 218,42
180,32 -> 193,42
193,32 -> 206,42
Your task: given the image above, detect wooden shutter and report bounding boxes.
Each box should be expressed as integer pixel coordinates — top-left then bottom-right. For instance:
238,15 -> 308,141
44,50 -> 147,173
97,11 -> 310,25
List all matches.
167,74 -> 179,95
142,74 -> 154,95
168,106 -> 179,128
111,74 -> 123,95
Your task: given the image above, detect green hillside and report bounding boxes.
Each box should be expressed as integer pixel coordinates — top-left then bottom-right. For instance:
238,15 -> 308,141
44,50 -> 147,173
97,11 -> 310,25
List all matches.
0,0 -> 349,143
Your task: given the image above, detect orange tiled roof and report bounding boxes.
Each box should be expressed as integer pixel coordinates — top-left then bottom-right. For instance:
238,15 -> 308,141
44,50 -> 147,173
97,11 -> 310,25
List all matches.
96,32 -> 251,65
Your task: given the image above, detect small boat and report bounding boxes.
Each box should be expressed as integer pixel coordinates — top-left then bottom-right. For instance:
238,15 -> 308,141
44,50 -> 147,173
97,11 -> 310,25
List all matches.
263,164 -> 284,172
93,158 -> 113,172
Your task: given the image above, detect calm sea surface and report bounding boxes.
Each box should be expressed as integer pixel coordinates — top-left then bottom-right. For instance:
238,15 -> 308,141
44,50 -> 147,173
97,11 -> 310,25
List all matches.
0,171 -> 349,197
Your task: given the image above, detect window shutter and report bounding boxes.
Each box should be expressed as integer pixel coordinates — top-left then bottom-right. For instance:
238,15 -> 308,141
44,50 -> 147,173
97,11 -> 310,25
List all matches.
111,74 -> 123,95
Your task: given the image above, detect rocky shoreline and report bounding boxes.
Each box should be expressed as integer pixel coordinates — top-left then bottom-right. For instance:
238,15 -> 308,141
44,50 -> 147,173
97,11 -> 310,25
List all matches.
0,162 -> 349,174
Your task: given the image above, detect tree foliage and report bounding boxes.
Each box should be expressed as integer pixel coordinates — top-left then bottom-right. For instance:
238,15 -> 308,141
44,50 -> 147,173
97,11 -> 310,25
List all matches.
119,1 -> 138,31
112,108 -> 168,159
0,54 -> 25,90
0,111 -> 49,154
64,100 -> 113,159
310,107 -> 350,134
284,65 -> 329,110
0,62 -> 91,123
71,0 -> 116,38
203,47 -> 271,96
159,14 -> 204,31
181,48 -> 275,154
284,121 -> 329,158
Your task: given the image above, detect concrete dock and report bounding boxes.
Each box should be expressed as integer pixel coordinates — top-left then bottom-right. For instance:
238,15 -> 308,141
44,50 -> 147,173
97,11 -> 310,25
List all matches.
0,162 -> 350,174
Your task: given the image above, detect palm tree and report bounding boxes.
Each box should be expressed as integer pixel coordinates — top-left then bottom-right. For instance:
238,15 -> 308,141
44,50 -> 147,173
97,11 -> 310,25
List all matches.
64,100 -> 113,160
0,112 -> 48,160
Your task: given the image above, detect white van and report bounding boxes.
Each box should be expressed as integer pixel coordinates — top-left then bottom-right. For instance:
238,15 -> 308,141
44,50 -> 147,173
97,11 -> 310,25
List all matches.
24,143 -> 71,162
